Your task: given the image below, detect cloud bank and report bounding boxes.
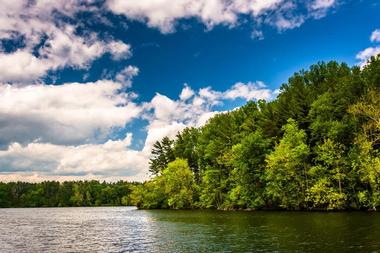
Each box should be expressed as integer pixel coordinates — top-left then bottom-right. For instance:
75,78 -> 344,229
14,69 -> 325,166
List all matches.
0,81 -> 274,182
0,80 -> 141,146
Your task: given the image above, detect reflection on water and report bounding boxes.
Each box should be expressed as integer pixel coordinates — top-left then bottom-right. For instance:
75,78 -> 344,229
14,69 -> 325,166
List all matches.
0,207 -> 379,252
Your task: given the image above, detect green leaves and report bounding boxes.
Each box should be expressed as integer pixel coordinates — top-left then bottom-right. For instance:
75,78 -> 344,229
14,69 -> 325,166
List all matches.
149,137 -> 175,175
133,159 -> 197,209
265,119 -> 310,210
0,181 -> 137,208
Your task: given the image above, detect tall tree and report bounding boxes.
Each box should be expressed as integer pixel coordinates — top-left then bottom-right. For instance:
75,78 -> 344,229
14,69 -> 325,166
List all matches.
306,139 -> 348,210
228,131 -> 272,209
173,127 -> 200,180
149,136 -> 175,175
265,119 -> 310,209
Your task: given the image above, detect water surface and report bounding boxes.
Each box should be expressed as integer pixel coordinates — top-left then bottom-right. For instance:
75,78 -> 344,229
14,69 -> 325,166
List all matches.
0,207 -> 379,252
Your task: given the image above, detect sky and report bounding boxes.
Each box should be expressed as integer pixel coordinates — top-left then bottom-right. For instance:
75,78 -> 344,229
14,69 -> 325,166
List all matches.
0,0 -> 379,182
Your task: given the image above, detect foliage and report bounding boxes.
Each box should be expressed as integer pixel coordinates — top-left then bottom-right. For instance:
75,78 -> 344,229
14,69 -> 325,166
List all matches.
132,159 -> 197,209
265,119 -> 310,209
144,56 -> 380,211
0,181 -> 138,208
149,137 -> 175,175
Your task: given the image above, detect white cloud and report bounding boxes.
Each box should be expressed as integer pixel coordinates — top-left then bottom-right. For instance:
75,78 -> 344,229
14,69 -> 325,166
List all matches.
0,0 -> 131,83
370,29 -> 380,43
106,0 -> 337,34
356,46 -> 380,67
106,0 -> 237,33
108,41 -> 132,60
0,133 -> 149,181
274,15 -> 305,31
115,65 -> 140,87
223,81 -> 273,100
179,84 -> 195,101
142,81 -> 274,154
0,50 -> 50,83
0,80 -> 142,146
310,0 -> 335,10
357,29 -> 380,67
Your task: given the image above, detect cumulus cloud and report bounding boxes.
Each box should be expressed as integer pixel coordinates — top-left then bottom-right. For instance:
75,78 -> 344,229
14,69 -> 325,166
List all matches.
0,50 -> 50,83
0,75 -> 275,181
0,133 -> 149,181
106,0 -> 337,34
357,47 -> 380,67
0,0 -> 131,83
115,65 -> 140,87
179,84 -> 195,101
310,0 -> 335,10
223,81 -> 273,100
370,29 -> 380,43
142,81 -> 274,154
0,80 -> 142,146
357,28 -> 380,67
107,41 -> 132,60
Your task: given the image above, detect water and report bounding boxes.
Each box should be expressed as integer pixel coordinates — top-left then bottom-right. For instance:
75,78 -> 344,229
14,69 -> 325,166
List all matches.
0,207 -> 380,252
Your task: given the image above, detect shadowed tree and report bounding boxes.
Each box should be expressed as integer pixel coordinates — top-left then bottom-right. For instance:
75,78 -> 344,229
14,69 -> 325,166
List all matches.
149,136 -> 175,175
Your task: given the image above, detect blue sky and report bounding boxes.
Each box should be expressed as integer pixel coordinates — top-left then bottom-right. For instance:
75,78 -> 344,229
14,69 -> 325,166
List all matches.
53,0 -> 378,93
0,0 -> 379,182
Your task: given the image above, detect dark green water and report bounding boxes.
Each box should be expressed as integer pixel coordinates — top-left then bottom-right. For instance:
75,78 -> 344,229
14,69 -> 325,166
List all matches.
0,207 -> 379,252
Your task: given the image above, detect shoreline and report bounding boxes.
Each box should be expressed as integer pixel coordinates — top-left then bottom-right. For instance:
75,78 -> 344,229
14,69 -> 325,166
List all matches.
2,206 -> 376,212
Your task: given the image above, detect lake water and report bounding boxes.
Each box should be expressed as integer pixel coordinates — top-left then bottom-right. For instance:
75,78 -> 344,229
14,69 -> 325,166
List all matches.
0,207 -> 379,252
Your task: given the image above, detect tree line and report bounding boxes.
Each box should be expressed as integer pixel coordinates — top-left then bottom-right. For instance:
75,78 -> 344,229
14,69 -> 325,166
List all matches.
0,181 -> 139,207
132,55 -> 380,211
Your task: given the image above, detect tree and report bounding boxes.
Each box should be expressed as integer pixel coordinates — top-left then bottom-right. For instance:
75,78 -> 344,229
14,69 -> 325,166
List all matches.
132,159 -> 197,209
350,135 -> 380,210
306,139 -> 348,210
173,127 -> 200,181
227,131 -> 272,209
149,136 -> 175,175
265,119 -> 310,209
349,89 -> 380,146
160,159 -> 197,209
199,167 -> 227,209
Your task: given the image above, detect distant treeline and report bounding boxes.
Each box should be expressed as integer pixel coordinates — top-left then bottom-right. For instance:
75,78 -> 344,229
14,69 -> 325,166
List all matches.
0,181 -> 139,207
132,55 -> 380,211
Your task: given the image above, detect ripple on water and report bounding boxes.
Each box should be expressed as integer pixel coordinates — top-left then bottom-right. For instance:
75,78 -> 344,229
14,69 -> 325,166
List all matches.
1,207 -> 380,252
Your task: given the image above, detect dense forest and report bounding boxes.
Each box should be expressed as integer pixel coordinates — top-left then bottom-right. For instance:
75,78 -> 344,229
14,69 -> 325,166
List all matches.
0,181 -> 138,207
1,56 -> 379,210
132,55 -> 380,211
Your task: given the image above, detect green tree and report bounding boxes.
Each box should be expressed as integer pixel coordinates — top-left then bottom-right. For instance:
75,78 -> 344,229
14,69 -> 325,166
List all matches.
349,89 -> 380,146
265,119 -> 310,209
149,137 -> 175,175
173,127 -> 200,181
227,131 -> 272,209
160,159 -> 197,209
306,139 -> 348,210
350,135 -> 380,210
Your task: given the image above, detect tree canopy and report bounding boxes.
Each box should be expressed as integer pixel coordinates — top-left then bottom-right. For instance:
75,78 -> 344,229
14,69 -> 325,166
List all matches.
139,55 -> 380,211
